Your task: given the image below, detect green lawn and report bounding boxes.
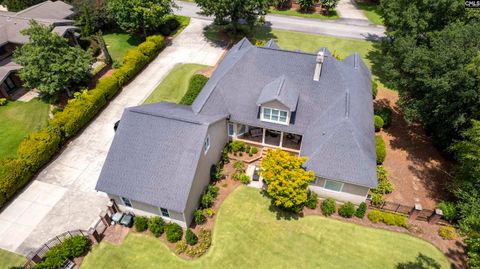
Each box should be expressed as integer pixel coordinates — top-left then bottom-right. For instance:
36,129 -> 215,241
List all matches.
204,26 -> 374,69
269,8 -> 338,20
103,32 -> 143,63
143,64 -> 208,104
355,0 -> 383,25
81,187 -> 450,269
0,248 -> 24,268
0,99 -> 50,159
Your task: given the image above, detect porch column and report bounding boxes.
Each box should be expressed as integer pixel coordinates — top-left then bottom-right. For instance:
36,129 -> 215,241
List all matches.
262,128 -> 266,145
279,131 -> 284,148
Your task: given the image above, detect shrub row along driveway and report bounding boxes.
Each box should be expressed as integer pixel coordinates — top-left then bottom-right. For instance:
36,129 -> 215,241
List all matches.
81,187 -> 450,269
0,18 -> 225,255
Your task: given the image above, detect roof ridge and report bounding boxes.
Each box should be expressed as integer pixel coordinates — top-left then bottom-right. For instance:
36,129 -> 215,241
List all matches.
15,0 -> 50,15
128,108 -> 205,125
276,75 -> 285,96
257,46 -> 318,56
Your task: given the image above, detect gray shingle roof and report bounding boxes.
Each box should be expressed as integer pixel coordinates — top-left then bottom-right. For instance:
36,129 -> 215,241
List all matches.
96,102 -> 227,212
193,38 -> 377,188
0,57 -> 21,83
0,1 -> 74,45
256,75 -> 299,112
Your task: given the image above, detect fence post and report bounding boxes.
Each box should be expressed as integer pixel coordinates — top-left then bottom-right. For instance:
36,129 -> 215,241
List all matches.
100,210 -> 112,227
428,208 -> 444,224
88,227 -> 101,244
409,203 -> 422,220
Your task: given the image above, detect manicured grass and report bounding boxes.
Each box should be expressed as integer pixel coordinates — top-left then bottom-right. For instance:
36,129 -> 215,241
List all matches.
269,7 -> 338,20
0,248 -> 24,268
103,32 -> 143,63
355,0 -> 383,25
204,26 -> 374,69
81,187 -> 450,269
0,99 -> 50,159
143,64 -> 208,104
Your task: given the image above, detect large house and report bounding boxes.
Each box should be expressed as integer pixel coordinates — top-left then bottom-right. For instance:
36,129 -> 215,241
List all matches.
96,38 -> 377,227
0,0 -> 78,99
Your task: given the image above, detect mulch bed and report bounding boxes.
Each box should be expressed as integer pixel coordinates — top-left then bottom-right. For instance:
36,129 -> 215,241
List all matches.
375,89 -> 453,210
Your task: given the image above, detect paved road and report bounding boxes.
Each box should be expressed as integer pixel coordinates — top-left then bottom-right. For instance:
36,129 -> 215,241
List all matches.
175,1 -> 385,40
0,18 -> 224,255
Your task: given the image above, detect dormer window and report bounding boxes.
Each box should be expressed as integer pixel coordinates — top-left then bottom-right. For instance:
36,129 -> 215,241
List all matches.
262,107 -> 289,124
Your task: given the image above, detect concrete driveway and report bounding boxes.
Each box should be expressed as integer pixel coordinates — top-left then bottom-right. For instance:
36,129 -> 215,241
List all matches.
0,18 -> 225,255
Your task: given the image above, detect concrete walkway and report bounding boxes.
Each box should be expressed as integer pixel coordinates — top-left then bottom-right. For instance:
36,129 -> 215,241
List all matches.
175,1 -> 385,40
0,18 -> 224,255
336,0 -> 370,23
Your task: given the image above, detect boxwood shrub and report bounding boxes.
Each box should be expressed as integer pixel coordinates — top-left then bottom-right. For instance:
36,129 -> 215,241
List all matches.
367,210 -> 408,228
305,191 -> 318,209
321,198 -> 336,216
186,228 -> 198,246
35,236 -> 90,269
180,74 -> 209,105
355,202 -> 367,218
148,216 -> 165,237
374,115 -> 384,132
374,107 -> 392,128
165,223 -> 183,243
376,136 -> 386,164
338,202 -> 355,218
134,216 -> 149,232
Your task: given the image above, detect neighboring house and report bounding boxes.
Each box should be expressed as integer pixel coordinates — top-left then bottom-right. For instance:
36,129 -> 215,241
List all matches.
96,38 -> 377,227
0,0 -> 78,99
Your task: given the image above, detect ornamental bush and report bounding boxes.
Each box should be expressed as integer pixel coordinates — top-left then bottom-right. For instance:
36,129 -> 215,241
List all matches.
200,192 -> 214,209
0,98 -> 7,106
438,201 -> 457,221
338,202 -> 355,218
355,202 -> 367,218
203,207 -> 215,218
180,74 -> 209,105
376,136 -> 386,164
175,240 -> 187,254
230,141 -> 245,153
35,236 -> 90,269
321,198 -> 336,216
185,229 -> 212,257
165,223 -> 183,243
186,228 -> 198,246
239,173 -> 250,184
0,158 -> 33,208
305,191 -> 318,209
250,147 -> 259,155
438,226 -> 458,240
374,107 -> 392,128
148,216 -> 165,237
372,79 -> 378,99
374,115 -> 384,132
367,210 -> 408,228
134,216 -> 148,232
194,209 -> 206,224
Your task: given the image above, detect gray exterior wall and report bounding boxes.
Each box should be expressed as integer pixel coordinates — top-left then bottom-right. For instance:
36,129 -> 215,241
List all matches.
309,177 -> 370,204
108,194 -> 186,227
183,119 -> 229,226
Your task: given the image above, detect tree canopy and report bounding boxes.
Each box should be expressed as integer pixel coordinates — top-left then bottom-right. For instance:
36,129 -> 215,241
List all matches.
1,0 -> 42,12
13,21 -> 94,96
106,0 -> 176,36
377,0 -> 480,149
195,0 -> 270,30
260,149 -> 315,212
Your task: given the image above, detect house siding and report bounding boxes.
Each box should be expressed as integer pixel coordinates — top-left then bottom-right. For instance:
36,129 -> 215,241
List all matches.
183,119 -> 228,226
108,194 -> 187,227
309,177 -> 369,204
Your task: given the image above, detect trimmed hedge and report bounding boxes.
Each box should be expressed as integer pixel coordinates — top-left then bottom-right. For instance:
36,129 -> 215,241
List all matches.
0,34 -> 167,209
34,236 -> 90,269
134,216 -> 149,232
321,198 -> 336,216
180,74 -> 209,105
148,216 -> 165,237
338,202 -> 355,218
186,228 -> 198,246
367,210 -> 408,228
376,136 -> 386,164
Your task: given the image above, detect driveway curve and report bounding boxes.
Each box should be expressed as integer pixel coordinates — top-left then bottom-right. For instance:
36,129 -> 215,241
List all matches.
0,18 -> 225,255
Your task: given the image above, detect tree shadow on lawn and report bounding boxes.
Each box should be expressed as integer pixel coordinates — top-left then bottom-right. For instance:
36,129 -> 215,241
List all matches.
395,253 -> 445,269
260,190 -> 301,221
202,23 -> 278,48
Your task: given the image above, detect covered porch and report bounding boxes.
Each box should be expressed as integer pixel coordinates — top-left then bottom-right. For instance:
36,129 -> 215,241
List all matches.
228,122 -> 302,153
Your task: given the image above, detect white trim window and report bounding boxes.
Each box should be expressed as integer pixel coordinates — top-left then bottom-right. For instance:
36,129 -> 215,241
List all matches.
237,124 -> 247,135
121,197 -> 133,207
204,135 -> 211,154
323,180 -> 344,192
160,207 -> 170,218
261,107 -> 289,125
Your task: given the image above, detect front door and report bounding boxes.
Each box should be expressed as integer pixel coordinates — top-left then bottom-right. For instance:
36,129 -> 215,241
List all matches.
4,76 -> 16,94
